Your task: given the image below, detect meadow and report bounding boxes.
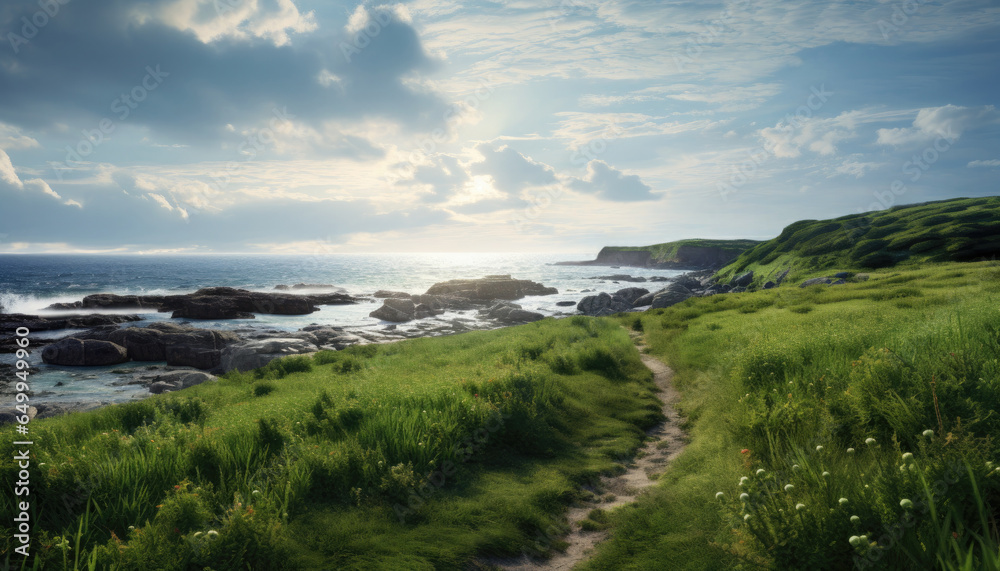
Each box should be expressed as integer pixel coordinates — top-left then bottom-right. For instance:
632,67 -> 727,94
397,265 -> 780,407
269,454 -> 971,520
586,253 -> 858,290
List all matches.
1,316 -> 662,569
585,260 -> 1000,570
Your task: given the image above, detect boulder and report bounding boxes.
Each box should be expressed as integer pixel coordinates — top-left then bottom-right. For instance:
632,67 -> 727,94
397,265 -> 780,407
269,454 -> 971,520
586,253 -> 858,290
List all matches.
763,281 -> 777,290
425,276 -> 557,300
702,284 -> 727,296
148,371 -> 217,394
672,274 -> 703,290
373,290 -> 412,299
577,292 -> 630,316
730,271 -> 754,288
555,301 -> 577,307
632,291 -> 656,307
650,283 -> 694,309
589,274 -> 648,283
481,302 -> 544,323
800,277 -> 833,288
613,287 -> 650,306
0,405 -> 37,425
42,338 -> 129,366
77,322 -> 240,369
370,298 -> 416,322
47,288 -> 357,319
220,338 -> 319,373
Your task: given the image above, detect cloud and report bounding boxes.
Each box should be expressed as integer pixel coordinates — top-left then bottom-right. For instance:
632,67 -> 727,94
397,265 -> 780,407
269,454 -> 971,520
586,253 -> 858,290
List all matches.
569,160 -> 656,202
0,123 -> 40,150
397,154 -> 470,203
876,105 -> 999,146
759,110 -> 870,159
0,0 -> 451,148
0,149 -> 78,206
470,144 -> 557,193
968,159 -> 1000,168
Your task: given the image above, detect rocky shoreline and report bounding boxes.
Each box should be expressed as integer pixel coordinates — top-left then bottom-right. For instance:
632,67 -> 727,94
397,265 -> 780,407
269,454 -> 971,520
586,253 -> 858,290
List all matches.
4,270 -> 787,422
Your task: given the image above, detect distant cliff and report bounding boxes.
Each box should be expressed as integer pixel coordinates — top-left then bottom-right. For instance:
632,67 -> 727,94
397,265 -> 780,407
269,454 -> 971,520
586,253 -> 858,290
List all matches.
558,239 -> 760,269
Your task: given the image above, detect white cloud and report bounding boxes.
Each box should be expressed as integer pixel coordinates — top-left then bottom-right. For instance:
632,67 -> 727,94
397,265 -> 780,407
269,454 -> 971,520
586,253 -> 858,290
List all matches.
876,105 -> 999,146
968,159 -> 1000,168
0,149 -> 78,206
0,123 -> 40,150
759,111 -> 867,159
140,0 -> 317,46
568,160 -> 656,202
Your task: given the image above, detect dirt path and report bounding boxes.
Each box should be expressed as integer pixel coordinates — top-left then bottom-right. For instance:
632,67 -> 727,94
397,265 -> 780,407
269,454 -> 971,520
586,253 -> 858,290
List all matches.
484,333 -> 687,571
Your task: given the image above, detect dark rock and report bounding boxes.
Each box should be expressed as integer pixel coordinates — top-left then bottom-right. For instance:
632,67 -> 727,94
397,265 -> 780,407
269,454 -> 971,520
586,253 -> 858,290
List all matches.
370,298 -> 416,322
42,338 -> 130,366
481,302 -> 544,323
730,271 -> 754,288
613,287 -> 650,306
730,286 -> 748,294
46,288 -> 358,319
589,274 -> 648,283
763,281 -> 777,290
577,292 -> 630,316
555,301 -> 577,307
373,290 -> 412,299
672,274 -> 703,290
632,291 -> 656,307
220,338 -> 318,373
425,276 -> 557,300
0,405 -> 37,425
703,284 -> 727,296
775,269 -> 791,285
76,323 -> 239,369
833,272 -> 852,279
148,371 -> 217,394
831,279 -> 847,285
800,277 -> 833,288
0,313 -> 142,334
651,283 -> 694,309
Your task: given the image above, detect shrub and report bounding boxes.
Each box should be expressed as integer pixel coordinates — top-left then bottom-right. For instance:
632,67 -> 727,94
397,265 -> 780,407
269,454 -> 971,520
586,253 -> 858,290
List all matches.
252,382 -> 276,397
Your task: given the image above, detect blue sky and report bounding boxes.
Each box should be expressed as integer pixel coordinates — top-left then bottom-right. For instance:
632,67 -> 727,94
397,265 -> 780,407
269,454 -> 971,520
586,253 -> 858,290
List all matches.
0,0 -> 998,254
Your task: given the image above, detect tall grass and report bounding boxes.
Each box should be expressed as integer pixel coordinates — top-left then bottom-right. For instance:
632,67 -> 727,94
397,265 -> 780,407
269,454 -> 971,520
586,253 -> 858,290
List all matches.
589,261 -> 1000,570
1,317 -> 660,569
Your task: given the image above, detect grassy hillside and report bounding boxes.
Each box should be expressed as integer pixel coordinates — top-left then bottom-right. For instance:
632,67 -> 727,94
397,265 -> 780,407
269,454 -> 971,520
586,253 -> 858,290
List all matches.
604,239 -> 761,264
716,196 -> 1000,284
589,261 -> 1000,570
1,318 -> 661,569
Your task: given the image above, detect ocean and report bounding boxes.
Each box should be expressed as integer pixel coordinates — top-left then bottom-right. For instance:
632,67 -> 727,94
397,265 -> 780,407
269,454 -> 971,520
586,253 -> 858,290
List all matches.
0,253 -> 683,407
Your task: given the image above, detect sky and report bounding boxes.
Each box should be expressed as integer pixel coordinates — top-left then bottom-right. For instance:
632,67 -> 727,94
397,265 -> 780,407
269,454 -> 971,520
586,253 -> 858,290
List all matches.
0,0 -> 998,255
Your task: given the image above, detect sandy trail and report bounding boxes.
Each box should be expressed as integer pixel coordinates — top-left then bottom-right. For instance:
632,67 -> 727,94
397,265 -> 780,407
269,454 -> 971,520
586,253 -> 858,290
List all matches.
484,333 -> 688,571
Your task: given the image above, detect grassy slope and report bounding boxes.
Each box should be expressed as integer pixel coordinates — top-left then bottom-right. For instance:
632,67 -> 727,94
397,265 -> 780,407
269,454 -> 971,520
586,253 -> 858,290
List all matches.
585,261 -> 1000,570
1,318 -> 661,570
602,239 -> 761,264
715,196 -> 1000,285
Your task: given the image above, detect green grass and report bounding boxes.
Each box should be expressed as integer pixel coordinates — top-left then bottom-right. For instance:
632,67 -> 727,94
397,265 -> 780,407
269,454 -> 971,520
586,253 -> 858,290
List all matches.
715,196 -> 1000,285
602,239 -> 761,264
1,317 -> 662,570
587,261 -> 1000,570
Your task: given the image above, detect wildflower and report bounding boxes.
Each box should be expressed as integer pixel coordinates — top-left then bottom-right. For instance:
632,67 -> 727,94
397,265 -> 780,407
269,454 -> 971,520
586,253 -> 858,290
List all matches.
252,490 -> 261,496
850,515 -> 860,524
792,464 -> 800,471
865,438 -> 876,445
900,499 -> 914,509
784,484 -> 794,492
922,429 -> 934,438
816,445 -> 824,452
796,503 -> 805,511
740,448 -> 749,454
128,526 -> 135,531
740,493 -> 750,501
756,469 -> 765,476
716,492 -> 725,500
206,530 -> 219,539
849,535 -> 862,547
194,532 -> 202,539
739,476 -> 749,486
902,452 -> 914,462
839,498 -> 848,506
846,448 -> 855,454
744,514 -> 751,521
822,471 -> 830,478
